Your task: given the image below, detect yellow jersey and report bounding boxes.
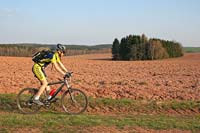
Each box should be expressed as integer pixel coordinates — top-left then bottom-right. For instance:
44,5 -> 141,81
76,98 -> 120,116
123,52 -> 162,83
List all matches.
37,52 -> 61,67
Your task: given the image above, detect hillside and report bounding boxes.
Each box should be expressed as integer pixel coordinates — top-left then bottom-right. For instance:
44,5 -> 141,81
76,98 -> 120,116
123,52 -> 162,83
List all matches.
183,47 -> 200,53
0,44 -> 112,56
0,43 -> 112,50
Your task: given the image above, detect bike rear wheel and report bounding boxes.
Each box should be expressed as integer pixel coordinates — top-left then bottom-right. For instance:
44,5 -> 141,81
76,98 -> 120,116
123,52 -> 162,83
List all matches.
17,88 -> 41,114
61,88 -> 88,115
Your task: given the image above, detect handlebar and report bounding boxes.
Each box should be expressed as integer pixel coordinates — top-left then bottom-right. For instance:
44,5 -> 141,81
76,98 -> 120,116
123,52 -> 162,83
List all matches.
64,72 -> 73,79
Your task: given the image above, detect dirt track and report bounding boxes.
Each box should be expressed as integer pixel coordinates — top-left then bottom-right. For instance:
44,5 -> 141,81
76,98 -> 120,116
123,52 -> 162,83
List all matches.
0,53 -> 200,100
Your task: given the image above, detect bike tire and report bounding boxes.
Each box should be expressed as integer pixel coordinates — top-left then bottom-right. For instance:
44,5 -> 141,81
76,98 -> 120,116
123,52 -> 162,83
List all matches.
61,88 -> 88,115
16,88 -> 41,114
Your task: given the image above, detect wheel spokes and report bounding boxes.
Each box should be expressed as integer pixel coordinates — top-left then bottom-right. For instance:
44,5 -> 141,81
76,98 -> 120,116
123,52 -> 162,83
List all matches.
17,88 -> 41,114
62,89 -> 88,114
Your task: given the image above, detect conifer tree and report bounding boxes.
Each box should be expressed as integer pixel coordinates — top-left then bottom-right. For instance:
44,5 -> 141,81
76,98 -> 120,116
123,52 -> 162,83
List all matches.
112,38 -> 120,60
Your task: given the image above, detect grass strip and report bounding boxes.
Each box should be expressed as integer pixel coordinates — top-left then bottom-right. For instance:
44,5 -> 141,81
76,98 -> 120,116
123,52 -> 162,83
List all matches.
1,94 -> 200,113
0,113 -> 200,131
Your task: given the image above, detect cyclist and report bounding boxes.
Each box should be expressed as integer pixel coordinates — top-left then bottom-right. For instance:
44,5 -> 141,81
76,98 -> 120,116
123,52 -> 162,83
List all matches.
32,44 -> 68,105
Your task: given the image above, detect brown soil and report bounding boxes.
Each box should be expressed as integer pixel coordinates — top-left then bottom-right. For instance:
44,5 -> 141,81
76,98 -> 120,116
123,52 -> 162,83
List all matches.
2,126 -> 192,133
0,53 -> 200,100
4,126 -> 192,133
66,126 -> 193,133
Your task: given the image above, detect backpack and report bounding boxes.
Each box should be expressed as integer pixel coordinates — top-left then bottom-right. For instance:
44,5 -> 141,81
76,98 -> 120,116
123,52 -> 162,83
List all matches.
32,50 -> 54,63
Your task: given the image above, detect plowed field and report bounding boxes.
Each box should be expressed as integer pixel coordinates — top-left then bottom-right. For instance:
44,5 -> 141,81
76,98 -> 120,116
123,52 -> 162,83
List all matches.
0,53 -> 200,100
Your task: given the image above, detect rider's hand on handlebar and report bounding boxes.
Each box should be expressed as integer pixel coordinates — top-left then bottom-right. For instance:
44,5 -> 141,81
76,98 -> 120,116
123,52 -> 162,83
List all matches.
64,72 -> 73,78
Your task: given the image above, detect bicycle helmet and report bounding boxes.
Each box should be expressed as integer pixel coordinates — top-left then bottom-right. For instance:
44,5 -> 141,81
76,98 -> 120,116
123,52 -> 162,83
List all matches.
56,43 -> 66,53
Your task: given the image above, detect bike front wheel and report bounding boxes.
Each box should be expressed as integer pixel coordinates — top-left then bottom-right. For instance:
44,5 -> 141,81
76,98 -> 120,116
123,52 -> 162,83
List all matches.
16,88 -> 41,114
61,88 -> 88,115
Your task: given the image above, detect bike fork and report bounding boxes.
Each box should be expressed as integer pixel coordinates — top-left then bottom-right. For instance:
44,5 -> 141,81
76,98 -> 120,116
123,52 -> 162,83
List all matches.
68,89 -> 77,103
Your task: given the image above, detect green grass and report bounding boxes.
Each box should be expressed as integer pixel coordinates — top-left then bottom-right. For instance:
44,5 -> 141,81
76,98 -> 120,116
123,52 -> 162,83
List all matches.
0,94 -> 18,112
0,113 -> 200,132
1,94 -> 200,132
184,47 -> 200,53
1,94 -> 200,113
89,97 -> 200,113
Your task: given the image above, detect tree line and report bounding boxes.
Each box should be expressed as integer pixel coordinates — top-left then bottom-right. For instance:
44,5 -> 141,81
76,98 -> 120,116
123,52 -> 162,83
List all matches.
112,34 -> 183,60
0,44 -> 111,57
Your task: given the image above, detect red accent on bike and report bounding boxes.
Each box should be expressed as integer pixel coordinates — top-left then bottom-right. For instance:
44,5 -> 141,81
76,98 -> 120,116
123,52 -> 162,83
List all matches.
49,89 -> 56,96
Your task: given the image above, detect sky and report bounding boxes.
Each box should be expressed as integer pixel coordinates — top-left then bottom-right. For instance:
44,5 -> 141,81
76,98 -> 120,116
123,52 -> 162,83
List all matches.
0,0 -> 199,46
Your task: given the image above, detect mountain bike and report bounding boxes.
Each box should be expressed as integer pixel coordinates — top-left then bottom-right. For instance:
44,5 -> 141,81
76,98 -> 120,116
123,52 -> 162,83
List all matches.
16,72 -> 88,115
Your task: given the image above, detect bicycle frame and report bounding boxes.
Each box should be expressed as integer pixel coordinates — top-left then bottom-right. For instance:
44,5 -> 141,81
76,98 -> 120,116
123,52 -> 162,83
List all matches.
17,71 -> 88,114
47,77 -> 71,101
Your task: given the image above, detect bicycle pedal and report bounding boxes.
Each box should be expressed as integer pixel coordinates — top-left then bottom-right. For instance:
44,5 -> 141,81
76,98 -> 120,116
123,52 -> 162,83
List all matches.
44,102 -> 51,107
27,102 -> 32,106
42,99 -> 49,104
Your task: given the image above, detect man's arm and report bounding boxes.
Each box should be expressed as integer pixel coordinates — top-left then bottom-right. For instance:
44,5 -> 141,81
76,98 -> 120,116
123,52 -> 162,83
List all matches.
58,62 -> 68,73
52,62 -> 66,75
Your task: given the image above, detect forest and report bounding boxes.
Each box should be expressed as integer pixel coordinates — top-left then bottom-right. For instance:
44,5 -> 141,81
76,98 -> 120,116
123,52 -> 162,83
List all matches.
0,44 -> 111,57
112,34 -> 184,60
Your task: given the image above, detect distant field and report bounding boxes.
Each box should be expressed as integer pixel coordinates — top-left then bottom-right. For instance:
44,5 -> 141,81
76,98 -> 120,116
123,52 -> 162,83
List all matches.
184,47 -> 200,53
0,53 -> 200,100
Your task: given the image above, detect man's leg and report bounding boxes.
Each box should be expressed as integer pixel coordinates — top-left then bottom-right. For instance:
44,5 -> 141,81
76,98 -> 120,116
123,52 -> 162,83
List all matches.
46,85 -> 51,92
32,64 -> 48,105
33,79 -> 48,105
35,79 -> 48,98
